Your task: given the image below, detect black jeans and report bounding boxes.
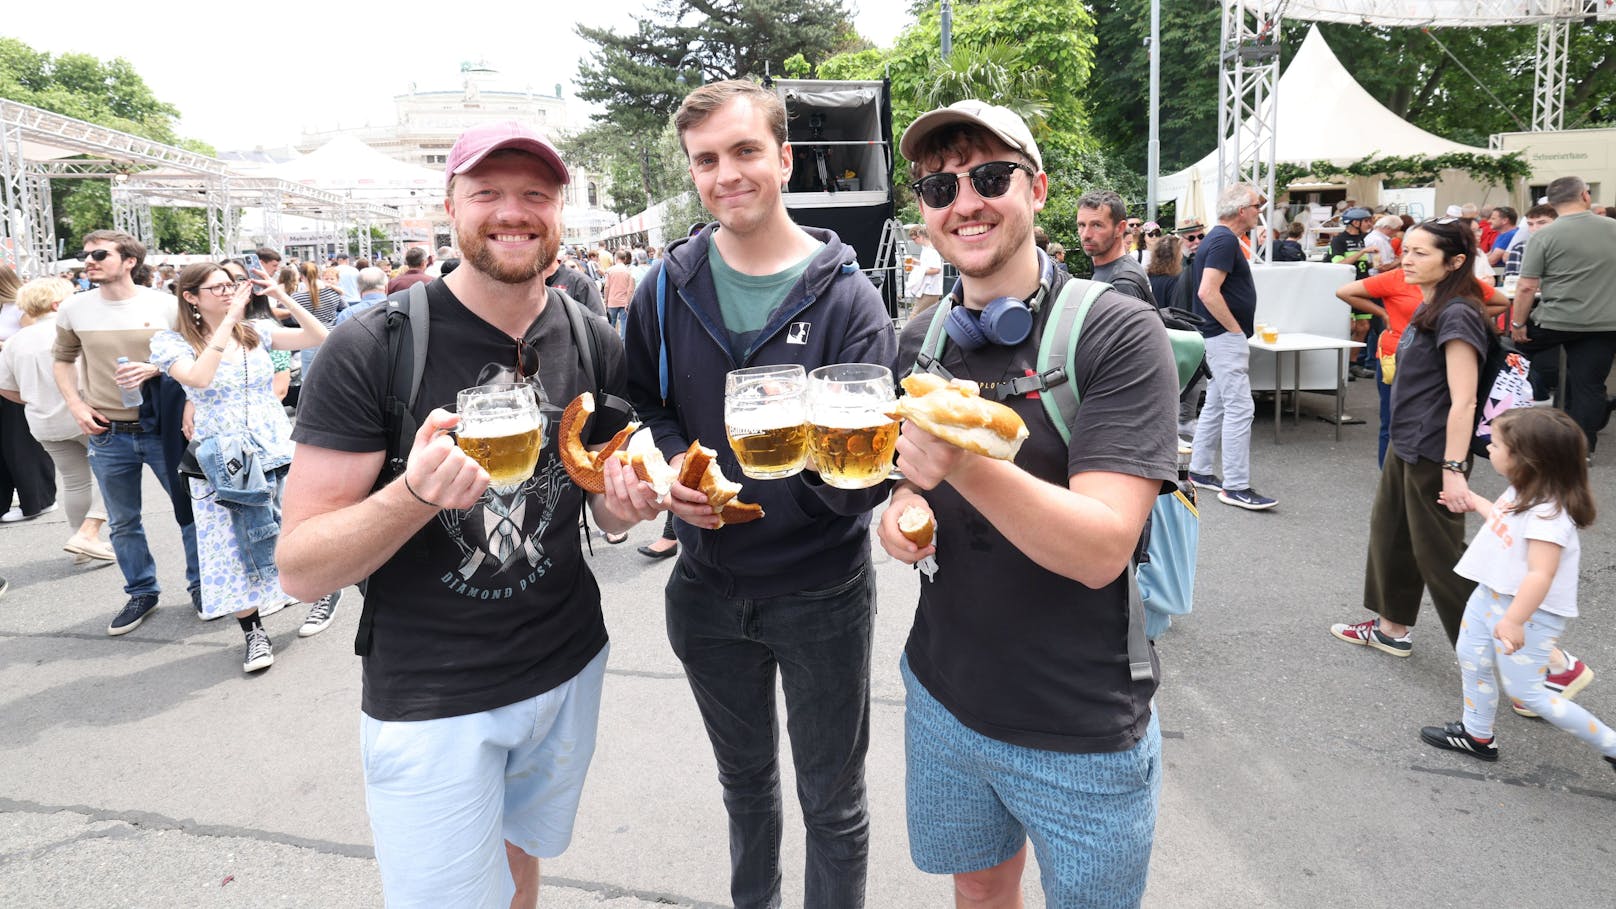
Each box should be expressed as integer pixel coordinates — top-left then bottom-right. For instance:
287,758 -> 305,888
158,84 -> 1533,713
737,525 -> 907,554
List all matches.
665,557 -> 874,909
1518,325 -> 1616,452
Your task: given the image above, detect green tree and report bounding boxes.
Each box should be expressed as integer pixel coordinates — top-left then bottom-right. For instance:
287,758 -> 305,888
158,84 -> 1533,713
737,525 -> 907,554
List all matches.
0,37 -> 212,252
573,0 -> 864,213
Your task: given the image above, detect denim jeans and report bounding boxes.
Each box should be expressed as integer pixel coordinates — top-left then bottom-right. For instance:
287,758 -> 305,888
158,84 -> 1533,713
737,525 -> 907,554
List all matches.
1188,331 -> 1255,490
1376,356 -> 1392,468
87,428 -> 198,598
665,557 -> 874,909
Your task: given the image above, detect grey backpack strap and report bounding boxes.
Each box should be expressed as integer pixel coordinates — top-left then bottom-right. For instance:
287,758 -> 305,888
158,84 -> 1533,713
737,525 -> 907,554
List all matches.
1126,563 -> 1155,681
404,281 -> 430,410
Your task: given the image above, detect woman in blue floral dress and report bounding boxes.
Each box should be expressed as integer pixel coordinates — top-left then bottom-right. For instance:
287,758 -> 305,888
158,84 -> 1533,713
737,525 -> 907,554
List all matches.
151,263 -> 326,673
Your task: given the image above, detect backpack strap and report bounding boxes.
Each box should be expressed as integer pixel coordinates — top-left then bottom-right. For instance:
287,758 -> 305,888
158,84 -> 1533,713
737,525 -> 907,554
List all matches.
1034,278 -> 1107,445
379,281 -> 432,487
912,295 -> 955,378
655,260 -> 672,404
554,286 -> 628,414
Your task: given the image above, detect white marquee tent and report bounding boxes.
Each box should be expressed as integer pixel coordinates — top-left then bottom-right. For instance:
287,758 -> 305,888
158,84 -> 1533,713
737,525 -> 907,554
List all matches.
1155,25 -> 1493,221
262,135 -> 445,209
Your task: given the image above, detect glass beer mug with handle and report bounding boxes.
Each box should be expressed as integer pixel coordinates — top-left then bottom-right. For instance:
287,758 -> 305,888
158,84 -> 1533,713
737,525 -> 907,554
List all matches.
725,364 -> 811,480
806,363 -> 900,490
455,383 -> 546,488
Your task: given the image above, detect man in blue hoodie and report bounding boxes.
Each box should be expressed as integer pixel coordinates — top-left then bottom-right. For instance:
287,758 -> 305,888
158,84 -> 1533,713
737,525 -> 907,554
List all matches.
622,79 -> 895,909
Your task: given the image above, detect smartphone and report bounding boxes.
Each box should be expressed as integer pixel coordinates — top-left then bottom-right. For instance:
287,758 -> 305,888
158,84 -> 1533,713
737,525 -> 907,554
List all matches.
241,252 -> 262,278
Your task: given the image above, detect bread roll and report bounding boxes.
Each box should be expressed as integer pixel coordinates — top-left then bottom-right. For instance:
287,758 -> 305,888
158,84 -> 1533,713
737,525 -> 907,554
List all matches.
890,374 -> 1028,461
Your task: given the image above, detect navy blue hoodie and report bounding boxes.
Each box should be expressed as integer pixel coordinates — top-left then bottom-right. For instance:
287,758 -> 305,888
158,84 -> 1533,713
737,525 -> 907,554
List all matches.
624,225 -> 897,598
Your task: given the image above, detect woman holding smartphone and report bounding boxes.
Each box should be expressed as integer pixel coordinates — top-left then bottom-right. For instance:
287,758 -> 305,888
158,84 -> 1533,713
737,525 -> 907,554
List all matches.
151,263 -> 327,672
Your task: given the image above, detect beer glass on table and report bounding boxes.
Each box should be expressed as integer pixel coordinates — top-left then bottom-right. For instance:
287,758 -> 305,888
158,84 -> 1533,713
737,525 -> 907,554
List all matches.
455,383 -> 545,488
806,363 -> 899,490
725,364 -> 810,479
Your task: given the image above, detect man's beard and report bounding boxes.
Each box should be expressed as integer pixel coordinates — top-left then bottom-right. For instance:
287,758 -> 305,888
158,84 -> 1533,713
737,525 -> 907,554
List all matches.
462,228 -> 559,285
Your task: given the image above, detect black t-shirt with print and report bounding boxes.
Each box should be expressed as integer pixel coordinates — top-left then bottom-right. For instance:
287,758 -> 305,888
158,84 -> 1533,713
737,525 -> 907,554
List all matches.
896,272 -> 1180,753
291,278 -> 628,721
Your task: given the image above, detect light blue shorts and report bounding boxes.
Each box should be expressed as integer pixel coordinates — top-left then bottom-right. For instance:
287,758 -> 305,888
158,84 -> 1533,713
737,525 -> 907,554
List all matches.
361,644 -> 608,908
902,655 -> 1160,908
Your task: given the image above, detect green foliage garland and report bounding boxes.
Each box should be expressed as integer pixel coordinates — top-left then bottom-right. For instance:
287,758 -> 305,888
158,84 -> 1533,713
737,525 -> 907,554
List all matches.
1272,151 -> 1530,191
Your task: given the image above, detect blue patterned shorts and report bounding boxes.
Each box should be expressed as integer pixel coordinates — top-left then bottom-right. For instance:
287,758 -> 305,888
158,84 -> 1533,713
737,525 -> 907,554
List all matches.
901,655 -> 1161,908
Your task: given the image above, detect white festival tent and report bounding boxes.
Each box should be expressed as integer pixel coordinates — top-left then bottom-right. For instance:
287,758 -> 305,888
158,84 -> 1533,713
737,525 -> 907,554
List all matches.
261,135 -> 445,209
1155,25 -> 1493,221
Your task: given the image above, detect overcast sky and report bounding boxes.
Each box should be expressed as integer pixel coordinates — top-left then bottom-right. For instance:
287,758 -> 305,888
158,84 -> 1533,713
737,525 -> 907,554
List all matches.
4,0 -> 912,152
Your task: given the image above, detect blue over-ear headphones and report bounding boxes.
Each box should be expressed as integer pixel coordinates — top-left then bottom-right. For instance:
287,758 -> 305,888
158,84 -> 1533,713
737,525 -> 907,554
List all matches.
943,250 -> 1055,350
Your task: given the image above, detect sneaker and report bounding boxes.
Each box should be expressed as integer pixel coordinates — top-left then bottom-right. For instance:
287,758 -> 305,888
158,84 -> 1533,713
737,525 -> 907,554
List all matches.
1330,617 -> 1412,657
1420,721 -> 1498,762
108,594 -> 160,636
1177,437 -> 1194,458
1349,364 -> 1376,380
259,595 -> 289,618
1218,487 -> 1277,511
299,589 -> 342,638
1512,654 -> 1594,717
1,501 -> 57,523
243,626 -> 274,672
0,575 -> 8,599
1187,471 -> 1222,492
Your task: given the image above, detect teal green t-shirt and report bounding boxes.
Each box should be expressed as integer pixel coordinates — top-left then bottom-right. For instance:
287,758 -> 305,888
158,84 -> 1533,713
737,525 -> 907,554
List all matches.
709,239 -> 822,358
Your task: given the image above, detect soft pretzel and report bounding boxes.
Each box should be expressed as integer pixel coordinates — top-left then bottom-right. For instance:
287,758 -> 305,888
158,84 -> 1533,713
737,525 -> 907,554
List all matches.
890,374 -> 1028,461
897,505 -> 935,548
558,392 -> 640,494
616,438 -> 764,526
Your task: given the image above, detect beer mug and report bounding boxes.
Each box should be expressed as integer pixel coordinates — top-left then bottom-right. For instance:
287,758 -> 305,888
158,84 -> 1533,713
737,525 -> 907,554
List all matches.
725,364 -> 810,479
806,363 -> 900,490
455,383 -> 545,488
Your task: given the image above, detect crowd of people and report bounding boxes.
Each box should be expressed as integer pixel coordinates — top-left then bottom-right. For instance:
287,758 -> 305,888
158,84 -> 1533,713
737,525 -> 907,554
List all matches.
1,75 -> 1613,908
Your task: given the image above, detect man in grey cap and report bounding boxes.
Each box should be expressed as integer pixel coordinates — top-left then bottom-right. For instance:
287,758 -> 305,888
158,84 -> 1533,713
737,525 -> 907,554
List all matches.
879,99 -> 1177,907
278,119 -> 659,907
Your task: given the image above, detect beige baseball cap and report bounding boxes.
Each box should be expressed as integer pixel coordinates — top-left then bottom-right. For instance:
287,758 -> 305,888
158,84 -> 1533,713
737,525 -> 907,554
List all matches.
899,100 -> 1042,173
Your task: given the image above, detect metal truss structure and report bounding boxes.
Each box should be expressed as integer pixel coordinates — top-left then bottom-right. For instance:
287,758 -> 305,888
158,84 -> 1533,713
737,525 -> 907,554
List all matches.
1216,0 -> 1282,262
1214,0 -> 1612,261
2,98 -> 404,277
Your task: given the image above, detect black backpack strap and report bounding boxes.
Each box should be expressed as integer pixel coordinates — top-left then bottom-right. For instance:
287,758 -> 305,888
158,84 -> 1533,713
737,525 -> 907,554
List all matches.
358,282 -> 431,657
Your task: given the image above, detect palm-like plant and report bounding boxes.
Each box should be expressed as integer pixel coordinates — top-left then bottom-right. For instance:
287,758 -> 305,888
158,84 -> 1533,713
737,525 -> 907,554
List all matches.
916,40 -> 1052,135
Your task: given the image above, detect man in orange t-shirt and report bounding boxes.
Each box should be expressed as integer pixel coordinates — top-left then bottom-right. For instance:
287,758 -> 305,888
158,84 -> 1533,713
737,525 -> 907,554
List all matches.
1337,269 -> 1500,466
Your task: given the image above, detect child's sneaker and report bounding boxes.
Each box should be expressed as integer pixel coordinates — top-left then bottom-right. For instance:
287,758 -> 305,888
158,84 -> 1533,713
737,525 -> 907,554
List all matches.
1330,617 -> 1412,657
1419,721 -> 1498,762
1512,653 -> 1594,717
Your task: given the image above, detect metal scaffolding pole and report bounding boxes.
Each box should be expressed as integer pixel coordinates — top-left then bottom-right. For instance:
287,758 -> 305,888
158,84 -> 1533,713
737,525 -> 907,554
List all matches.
1532,18 -> 1570,131
1,118 -> 54,276
1216,0 -> 1280,262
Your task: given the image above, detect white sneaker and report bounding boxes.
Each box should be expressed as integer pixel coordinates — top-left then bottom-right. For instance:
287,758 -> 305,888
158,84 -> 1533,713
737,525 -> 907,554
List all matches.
259,596 -> 293,618
2,502 -> 55,523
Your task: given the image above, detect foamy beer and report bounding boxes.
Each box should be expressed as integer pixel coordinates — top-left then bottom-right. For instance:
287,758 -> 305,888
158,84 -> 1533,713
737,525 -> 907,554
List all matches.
455,383 -> 545,487
807,363 -> 899,489
725,364 -> 810,479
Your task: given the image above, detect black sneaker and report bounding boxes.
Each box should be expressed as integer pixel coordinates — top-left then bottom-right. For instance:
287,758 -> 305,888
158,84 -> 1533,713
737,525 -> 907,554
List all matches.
1187,471 -> 1222,492
1218,487 -> 1278,511
1420,721 -> 1498,762
243,626 -> 274,672
108,594 -> 159,636
0,575 -> 8,600
191,586 -> 204,619
299,589 -> 342,638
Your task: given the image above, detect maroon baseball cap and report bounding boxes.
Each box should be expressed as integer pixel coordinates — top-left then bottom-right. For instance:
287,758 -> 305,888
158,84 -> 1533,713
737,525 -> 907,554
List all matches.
445,121 -> 570,188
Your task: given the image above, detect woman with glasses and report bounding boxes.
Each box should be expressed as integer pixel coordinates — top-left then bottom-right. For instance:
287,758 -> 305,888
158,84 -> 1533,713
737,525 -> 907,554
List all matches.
149,263 -> 327,672
221,260 -> 294,403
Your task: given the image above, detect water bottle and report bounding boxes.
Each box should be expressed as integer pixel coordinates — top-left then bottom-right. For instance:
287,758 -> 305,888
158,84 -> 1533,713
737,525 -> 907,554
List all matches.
115,357 -> 144,408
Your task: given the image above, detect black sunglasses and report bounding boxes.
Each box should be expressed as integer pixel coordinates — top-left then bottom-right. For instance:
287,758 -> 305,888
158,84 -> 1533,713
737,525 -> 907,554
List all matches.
1182,232 -> 1205,241
514,336 -> 540,380
1145,229 -> 1163,238
78,249 -> 114,262
911,161 -> 1034,209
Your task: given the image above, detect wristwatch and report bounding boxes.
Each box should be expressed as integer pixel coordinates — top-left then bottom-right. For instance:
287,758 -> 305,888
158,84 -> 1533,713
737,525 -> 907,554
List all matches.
1509,321 -> 1524,329
1441,460 -> 1467,474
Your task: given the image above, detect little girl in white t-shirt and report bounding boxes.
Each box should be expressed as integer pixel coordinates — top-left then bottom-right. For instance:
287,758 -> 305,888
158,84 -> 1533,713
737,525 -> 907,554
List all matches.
1424,408 -> 1615,774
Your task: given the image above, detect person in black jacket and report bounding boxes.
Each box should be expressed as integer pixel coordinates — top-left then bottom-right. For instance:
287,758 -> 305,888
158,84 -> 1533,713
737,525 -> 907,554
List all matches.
622,80 -> 895,909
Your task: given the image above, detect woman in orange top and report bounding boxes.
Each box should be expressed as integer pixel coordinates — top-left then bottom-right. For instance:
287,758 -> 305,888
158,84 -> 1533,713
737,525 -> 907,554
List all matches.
1337,267 -> 1502,466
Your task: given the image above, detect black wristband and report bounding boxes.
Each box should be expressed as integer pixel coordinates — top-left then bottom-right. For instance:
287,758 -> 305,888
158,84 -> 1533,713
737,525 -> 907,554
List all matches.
402,474 -> 441,508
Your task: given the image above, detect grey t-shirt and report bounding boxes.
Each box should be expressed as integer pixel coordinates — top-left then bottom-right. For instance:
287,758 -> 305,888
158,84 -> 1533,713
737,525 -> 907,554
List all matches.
1092,254 -> 1156,306
1519,210 -> 1616,332
897,275 -> 1179,753
1389,300 -> 1490,465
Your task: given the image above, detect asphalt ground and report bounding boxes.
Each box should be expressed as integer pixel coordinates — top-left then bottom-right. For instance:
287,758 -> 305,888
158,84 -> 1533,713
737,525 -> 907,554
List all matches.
3,373 -> 1614,908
